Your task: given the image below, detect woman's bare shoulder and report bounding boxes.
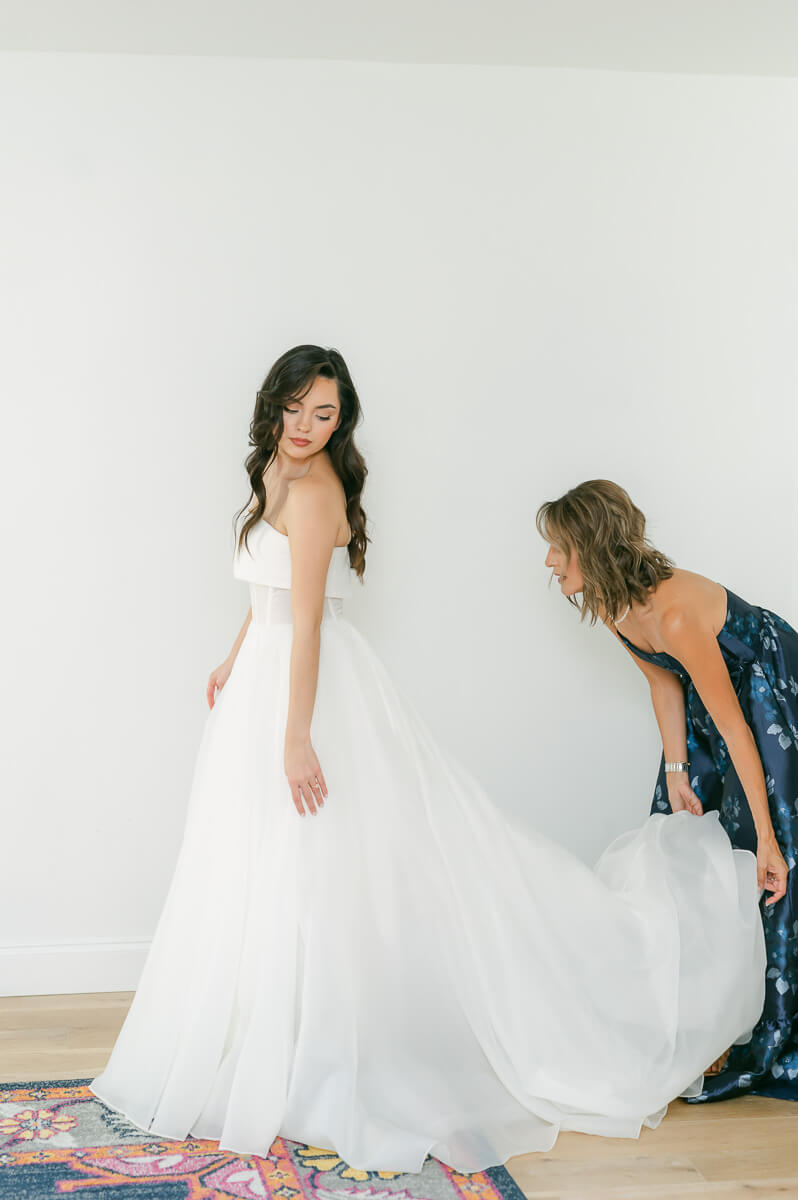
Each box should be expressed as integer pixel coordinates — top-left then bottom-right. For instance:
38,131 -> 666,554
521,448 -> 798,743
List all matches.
653,568 -> 727,635
288,465 -> 345,506
284,469 -> 348,541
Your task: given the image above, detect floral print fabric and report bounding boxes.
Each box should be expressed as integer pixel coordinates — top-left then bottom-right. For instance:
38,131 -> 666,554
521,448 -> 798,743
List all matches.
617,586 -> 798,1101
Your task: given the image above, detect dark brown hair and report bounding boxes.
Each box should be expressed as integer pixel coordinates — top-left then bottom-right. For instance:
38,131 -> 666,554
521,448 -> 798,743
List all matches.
234,344 -> 369,578
535,479 -> 675,625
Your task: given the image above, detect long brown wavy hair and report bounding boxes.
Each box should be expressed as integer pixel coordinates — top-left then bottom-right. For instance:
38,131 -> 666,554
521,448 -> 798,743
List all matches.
234,344 -> 369,578
535,480 -> 675,625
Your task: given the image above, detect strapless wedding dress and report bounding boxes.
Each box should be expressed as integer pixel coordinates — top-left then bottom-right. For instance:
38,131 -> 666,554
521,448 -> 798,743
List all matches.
89,516 -> 766,1174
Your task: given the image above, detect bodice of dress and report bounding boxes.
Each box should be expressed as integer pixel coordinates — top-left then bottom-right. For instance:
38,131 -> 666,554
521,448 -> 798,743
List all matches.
233,514 -> 355,626
233,515 -> 354,596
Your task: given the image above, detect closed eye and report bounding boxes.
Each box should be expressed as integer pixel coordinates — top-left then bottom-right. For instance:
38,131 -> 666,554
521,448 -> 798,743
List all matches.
285,407 -> 332,421
283,408 -> 328,422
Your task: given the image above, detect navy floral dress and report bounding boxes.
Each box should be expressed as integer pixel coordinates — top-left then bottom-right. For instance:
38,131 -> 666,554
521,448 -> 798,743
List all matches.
616,585 -> 798,1102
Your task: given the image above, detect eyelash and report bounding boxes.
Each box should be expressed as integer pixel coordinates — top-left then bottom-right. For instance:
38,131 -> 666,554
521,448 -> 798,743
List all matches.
285,408 -> 331,421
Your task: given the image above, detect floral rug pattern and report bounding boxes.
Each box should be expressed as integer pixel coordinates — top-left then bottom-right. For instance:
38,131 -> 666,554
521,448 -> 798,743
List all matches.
0,1079 -> 527,1200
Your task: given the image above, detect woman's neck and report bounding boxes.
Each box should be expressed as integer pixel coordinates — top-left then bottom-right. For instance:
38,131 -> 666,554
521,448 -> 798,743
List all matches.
274,447 -> 321,481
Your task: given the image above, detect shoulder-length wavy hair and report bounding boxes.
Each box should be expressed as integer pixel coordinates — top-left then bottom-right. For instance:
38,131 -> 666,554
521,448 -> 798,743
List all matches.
233,344 -> 369,578
535,480 -> 674,625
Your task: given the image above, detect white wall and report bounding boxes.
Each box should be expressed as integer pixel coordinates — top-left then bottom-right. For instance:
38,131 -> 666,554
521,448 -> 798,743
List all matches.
1,53 -> 796,994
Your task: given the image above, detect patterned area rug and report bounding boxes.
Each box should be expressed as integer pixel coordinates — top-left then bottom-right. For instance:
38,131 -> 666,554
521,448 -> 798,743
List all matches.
0,1078 -> 528,1200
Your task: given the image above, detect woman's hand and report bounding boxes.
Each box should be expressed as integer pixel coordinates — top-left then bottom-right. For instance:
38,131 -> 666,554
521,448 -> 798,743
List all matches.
756,831 -> 789,907
666,772 -> 704,816
285,736 -> 328,817
206,658 -> 234,709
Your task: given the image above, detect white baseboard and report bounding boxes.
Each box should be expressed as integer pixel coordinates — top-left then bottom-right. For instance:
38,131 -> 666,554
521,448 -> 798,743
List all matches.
0,939 -> 150,996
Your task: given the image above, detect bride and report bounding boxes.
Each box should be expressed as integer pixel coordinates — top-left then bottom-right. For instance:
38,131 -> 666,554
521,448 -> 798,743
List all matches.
89,344 -> 766,1175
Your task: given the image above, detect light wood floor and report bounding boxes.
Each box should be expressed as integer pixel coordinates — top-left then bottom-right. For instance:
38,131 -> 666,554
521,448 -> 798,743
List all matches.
1,993 -> 797,1198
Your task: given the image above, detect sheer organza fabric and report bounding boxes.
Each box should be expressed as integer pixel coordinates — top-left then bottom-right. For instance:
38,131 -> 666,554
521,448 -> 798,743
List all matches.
90,522 -> 765,1173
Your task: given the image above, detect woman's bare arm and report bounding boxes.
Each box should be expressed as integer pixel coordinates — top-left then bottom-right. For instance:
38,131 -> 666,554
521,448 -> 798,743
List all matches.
228,608 -> 252,664
282,479 -> 339,816
608,627 -> 702,814
608,624 -> 689,759
659,605 -> 787,903
648,671 -> 689,763
206,607 -> 253,708
658,607 -> 773,837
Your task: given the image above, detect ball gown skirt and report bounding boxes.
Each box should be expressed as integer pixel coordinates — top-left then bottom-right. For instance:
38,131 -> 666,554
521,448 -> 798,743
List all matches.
621,584 -> 798,1101
89,524 -> 767,1173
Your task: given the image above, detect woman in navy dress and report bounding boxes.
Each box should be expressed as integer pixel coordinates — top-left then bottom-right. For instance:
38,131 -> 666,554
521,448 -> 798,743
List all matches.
536,479 -> 797,1103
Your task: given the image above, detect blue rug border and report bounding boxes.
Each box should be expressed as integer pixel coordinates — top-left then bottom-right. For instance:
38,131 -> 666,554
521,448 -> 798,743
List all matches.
2,1076 -> 98,1089
484,1164 -> 529,1200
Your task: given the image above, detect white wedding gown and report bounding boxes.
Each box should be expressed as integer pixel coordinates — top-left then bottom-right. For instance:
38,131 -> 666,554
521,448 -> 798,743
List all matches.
89,516 -> 766,1174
